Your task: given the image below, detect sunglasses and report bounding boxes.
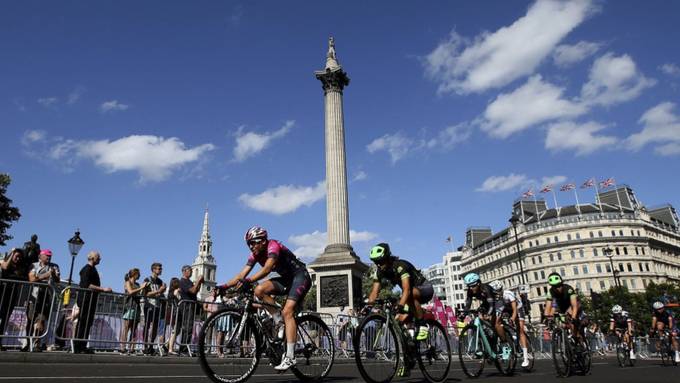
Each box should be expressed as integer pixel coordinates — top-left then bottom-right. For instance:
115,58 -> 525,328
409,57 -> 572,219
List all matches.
248,239 -> 266,246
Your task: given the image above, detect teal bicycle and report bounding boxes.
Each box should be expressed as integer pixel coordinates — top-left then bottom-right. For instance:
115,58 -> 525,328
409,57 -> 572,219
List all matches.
458,310 -> 517,378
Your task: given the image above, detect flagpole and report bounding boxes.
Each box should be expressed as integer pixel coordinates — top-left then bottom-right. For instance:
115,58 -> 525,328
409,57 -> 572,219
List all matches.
573,188 -> 582,217
533,190 -> 541,224
613,180 -> 624,215
594,176 -> 602,215
551,189 -> 560,219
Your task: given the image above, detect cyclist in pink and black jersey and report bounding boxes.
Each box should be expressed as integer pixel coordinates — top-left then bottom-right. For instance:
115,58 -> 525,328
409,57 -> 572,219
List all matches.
221,226 -> 312,372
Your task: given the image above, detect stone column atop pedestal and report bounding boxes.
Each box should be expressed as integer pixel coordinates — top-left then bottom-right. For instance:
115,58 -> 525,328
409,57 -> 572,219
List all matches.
310,37 -> 368,317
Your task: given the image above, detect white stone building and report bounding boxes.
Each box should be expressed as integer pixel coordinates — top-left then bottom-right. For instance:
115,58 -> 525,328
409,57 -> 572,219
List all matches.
422,251 -> 467,310
461,185 -> 680,321
192,209 -> 216,301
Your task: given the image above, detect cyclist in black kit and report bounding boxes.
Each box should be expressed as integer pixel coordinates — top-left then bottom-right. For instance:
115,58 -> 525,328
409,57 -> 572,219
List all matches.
609,304 -> 635,360
651,301 -> 680,363
542,272 -> 585,340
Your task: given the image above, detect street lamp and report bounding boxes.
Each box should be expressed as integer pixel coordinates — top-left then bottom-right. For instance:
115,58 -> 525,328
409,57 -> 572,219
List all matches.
603,246 -> 620,288
67,230 -> 85,285
509,213 -> 527,285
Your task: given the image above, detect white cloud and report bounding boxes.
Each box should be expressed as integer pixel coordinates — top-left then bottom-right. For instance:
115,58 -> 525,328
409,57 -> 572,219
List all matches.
541,175 -> 567,187
552,41 -> 601,67
626,102 -> 680,156
427,123 -> 473,149
233,120 -> 294,162
100,100 -> 129,113
581,53 -> 655,106
27,132 -> 215,182
288,230 -> 378,262
424,0 -> 596,94
351,170 -> 367,182
67,86 -> 86,105
476,173 -> 529,192
545,121 -> 618,156
367,133 -> 414,163
480,75 -> 587,138
659,63 -> 680,77
37,97 -> 58,107
238,181 -> 326,215
21,130 -> 47,146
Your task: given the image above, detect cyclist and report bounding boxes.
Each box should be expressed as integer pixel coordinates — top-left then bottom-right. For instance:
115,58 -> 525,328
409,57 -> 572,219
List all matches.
365,243 -> 434,377
489,280 -> 531,368
609,304 -> 635,360
542,272 -> 586,341
651,301 -> 680,363
220,226 -> 312,371
463,273 -> 495,318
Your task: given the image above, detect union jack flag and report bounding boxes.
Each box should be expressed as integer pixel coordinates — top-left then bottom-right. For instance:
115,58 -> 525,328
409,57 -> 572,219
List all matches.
522,188 -> 534,198
600,178 -> 615,188
540,185 -> 553,193
560,183 -> 576,191
581,178 -> 595,188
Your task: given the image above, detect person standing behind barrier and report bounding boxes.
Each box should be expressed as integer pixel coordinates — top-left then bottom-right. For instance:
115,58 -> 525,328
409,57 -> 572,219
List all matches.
142,262 -> 166,355
203,288 -> 227,358
0,248 -> 30,350
176,265 -> 203,354
74,251 -> 112,354
166,277 -> 181,356
119,268 -> 148,355
27,249 -> 60,351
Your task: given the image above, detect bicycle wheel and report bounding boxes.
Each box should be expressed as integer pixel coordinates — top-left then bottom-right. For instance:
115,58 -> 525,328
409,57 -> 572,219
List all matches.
458,323 -> 486,378
198,309 -> 261,383
661,339 -> 671,366
494,331 -> 516,376
575,337 -> 591,375
628,341 -> 636,367
354,314 -> 400,383
291,314 -> 335,382
416,319 -> 451,383
551,328 -> 571,377
616,343 -> 626,367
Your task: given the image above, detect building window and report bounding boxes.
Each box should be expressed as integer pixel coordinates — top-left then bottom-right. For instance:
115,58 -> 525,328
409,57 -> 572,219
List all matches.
573,266 -> 579,275
619,229 -> 624,236
543,286 -> 548,294
557,252 -> 562,260
596,264 -> 602,273
593,248 -> 599,256
627,263 -> 632,272
598,231 -> 603,237
586,281 -> 592,291
630,279 -> 637,289
567,234 -> 572,241
645,263 -> 650,272
560,267 -> 566,276
540,270 -> 546,279
623,247 -> 628,255
536,287 -> 541,296
583,265 -> 589,274
611,230 -> 616,236
638,263 -> 644,272
532,257 -> 536,265
615,247 -> 620,255
576,233 -> 581,239
575,282 -> 582,291
637,230 -> 641,236
549,254 -> 554,262
538,256 -> 543,264
590,231 -> 594,238
641,248 -> 646,255
554,236 -> 559,242
547,237 -> 551,244
631,230 -> 635,236
579,249 -> 585,258
635,247 -> 639,255
570,250 -> 576,259
534,271 -> 539,280
606,263 -> 612,272
618,263 -> 624,272
600,280 -> 606,290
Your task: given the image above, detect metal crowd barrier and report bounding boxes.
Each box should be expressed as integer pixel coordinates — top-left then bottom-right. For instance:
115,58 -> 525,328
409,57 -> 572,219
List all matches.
0,278 -> 58,351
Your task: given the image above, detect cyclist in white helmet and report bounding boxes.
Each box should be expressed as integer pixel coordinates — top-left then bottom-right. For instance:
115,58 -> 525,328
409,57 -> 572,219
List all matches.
651,301 -> 680,363
490,281 -> 532,368
609,304 -> 635,360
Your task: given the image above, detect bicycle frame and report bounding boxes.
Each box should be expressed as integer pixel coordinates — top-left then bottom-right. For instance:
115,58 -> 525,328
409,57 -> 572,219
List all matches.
467,315 -> 497,359
370,302 -> 407,362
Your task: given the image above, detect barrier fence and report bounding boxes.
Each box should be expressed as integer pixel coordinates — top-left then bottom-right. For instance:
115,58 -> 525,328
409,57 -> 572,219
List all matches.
0,278 -> 672,360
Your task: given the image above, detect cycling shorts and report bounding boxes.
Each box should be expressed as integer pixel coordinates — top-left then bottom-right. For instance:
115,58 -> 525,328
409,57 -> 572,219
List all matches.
269,269 -> 312,303
415,282 -> 434,304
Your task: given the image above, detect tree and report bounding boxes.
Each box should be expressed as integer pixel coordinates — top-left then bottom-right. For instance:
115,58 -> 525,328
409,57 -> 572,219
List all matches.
361,265 -> 399,301
0,174 -> 21,246
303,285 -> 317,312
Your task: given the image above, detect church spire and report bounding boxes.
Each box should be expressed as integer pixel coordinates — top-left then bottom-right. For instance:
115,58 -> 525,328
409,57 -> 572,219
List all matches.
201,208 -> 210,242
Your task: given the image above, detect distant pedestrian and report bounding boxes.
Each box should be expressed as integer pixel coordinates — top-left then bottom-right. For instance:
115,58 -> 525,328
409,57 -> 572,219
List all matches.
203,288 -> 228,358
176,265 -> 203,353
119,268 -> 148,354
166,277 -> 181,355
0,248 -> 30,350
142,262 -> 166,355
73,251 -> 112,354
27,249 -> 60,351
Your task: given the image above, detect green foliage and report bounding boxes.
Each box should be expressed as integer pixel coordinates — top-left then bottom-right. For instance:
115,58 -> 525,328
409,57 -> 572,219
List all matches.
362,265 -> 399,300
0,174 -> 21,246
587,282 -> 680,333
303,285 -> 317,311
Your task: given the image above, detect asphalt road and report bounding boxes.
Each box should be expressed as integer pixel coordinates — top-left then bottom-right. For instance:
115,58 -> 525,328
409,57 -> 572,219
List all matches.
0,357 -> 678,382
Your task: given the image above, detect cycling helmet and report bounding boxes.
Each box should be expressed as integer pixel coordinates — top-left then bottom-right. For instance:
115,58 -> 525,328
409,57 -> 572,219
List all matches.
244,226 -> 268,242
653,301 -> 664,310
489,280 -> 504,292
611,304 -> 622,314
369,243 -> 391,263
547,272 -> 563,286
464,273 -> 481,287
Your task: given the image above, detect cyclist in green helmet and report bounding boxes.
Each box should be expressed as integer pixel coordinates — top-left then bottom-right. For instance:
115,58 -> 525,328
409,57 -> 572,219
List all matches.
543,272 -> 586,340
364,243 -> 434,377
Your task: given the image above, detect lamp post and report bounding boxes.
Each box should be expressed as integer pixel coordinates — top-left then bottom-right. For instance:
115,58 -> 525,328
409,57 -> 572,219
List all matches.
67,230 -> 85,285
604,246 -> 620,288
509,213 -> 527,285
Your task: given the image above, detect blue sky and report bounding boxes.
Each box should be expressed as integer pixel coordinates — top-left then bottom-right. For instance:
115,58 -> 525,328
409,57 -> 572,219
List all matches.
2,0 -> 679,290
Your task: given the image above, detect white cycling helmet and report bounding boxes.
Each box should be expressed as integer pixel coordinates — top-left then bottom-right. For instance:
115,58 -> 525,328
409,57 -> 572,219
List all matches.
653,301 -> 664,310
489,280 -> 504,292
611,304 -> 622,314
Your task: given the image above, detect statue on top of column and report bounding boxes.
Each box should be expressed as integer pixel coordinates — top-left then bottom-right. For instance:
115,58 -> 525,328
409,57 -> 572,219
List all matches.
327,37 -> 336,60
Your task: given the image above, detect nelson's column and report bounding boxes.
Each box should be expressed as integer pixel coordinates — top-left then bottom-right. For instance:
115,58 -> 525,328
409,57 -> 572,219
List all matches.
310,37 -> 368,317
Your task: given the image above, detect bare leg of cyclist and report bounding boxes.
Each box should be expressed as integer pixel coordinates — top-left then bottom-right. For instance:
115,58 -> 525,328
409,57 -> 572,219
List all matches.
275,299 -> 299,371
519,319 -> 529,366
495,316 -> 507,342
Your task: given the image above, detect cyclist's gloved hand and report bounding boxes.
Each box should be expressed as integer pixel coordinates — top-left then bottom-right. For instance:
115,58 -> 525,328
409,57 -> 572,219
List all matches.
236,277 -> 252,291
360,305 -> 373,316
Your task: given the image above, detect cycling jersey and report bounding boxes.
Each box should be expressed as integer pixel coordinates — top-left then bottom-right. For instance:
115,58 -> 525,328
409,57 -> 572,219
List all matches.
464,283 -> 495,316
499,290 -> 523,315
546,283 -> 578,313
246,240 -> 305,280
610,311 -> 631,329
371,258 -> 426,287
653,310 -> 672,326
